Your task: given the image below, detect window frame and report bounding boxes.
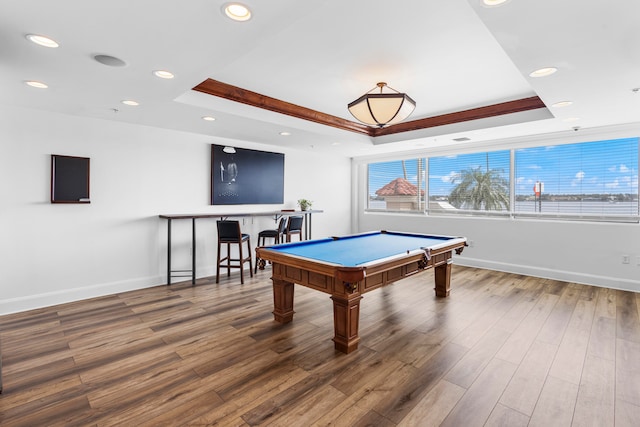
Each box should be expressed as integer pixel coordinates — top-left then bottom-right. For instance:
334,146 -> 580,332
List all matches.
362,136 -> 639,224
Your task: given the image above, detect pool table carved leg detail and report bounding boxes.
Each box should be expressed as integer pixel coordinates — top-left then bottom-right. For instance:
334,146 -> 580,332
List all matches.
331,292 -> 363,354
434,260 -> 453,297
272,278 -> 295,323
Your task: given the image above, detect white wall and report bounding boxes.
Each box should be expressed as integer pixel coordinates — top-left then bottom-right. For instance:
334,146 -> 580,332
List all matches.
357,213 -> 639,291
353,126 -> 640,293
0,105 -> 351,315
3,103 -> 636,316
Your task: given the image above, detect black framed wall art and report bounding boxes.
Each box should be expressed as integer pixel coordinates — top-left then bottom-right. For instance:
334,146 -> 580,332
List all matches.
211,145 -> 284,205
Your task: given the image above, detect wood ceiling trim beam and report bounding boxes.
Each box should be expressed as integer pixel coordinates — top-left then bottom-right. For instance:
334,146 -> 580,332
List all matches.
370,96 -> 547,137
193,79 -> 547,138
193,78 -> 371,135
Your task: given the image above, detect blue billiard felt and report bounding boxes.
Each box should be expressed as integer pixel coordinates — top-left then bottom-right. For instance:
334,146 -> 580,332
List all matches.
270,231 -> 452,266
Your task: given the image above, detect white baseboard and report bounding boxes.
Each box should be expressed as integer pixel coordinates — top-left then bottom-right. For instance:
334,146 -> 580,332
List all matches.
0,264 -> 233,316
455,257 -> 640,293
0,275 -> 164,316
2,261 -> 637,316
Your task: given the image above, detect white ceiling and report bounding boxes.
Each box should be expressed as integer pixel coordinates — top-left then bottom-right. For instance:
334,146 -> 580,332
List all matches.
1,0 -> 639,157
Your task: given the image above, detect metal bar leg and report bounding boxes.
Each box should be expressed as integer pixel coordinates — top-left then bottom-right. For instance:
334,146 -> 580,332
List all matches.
191,218 -> 196,285
167,218 -> 172,285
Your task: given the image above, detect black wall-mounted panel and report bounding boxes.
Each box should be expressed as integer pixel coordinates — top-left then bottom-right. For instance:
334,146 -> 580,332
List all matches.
51,155 -> 90,203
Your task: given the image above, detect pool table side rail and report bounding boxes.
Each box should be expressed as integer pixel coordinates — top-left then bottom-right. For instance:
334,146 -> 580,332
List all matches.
266,230 -> 461,253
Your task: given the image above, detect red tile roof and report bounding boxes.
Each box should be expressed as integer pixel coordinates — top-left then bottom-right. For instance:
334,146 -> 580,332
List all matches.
375,178 -> 424,196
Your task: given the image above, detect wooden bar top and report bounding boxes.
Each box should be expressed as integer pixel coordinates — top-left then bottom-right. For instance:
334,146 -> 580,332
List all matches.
159,210 -> 322,220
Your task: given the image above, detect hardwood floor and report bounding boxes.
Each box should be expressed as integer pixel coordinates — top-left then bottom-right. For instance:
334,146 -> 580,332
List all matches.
1,266 -> 639,426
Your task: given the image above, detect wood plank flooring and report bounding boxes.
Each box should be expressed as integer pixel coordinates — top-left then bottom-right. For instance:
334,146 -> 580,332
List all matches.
1,266 -> 639,426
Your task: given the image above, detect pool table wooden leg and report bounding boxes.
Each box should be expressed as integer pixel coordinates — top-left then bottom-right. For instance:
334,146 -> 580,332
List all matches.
434,260 -> 452,297
272,278 -> 295,323
331,292 -> 363,354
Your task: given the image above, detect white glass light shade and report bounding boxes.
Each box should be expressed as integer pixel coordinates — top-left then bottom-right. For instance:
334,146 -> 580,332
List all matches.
348,84 -> 416,127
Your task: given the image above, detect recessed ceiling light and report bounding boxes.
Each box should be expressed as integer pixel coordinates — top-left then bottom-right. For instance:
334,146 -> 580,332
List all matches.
25,80 -> 48,89
223,3 -> 252,21
331,142 -> 341,146
529,67 -> 557,78
26,34 -> 59,48
483,0 -> 510,7
202,116 -> 216,121
153,70 -> 174,79
562,117 -> 581,122
279,131 -> 291,136
121,100 -> 139,106
552,101 -> 573,108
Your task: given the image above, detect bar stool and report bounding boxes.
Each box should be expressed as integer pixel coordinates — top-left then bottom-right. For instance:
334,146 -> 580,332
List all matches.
255,217 -> 287,273
216,220 -> 253,284
285,215 -> 304,242
257,217 -> 287,246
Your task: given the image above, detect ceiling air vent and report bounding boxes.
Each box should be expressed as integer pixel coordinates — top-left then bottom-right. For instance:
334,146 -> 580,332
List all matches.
453,137 -> 471,142
93,54 -> 127,67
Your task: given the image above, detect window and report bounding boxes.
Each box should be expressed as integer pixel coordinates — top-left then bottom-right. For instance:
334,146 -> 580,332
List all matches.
368,159 -> 426,212
428,150 -> 510,215
364,137 -> 639,223
514,137 -> 639,220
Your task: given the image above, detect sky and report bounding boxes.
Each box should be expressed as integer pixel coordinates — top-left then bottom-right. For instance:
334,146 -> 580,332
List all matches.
514,137 -> 638,195
369,137 -> 639,197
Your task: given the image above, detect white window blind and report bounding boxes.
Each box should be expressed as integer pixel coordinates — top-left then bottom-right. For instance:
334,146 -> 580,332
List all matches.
428,150 -> 510,215
514,137 -> 639,221
367,159 -> 426,212
365,137 -> 638,223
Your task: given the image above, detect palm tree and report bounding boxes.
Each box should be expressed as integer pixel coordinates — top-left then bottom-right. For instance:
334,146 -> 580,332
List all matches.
449,167 -> 509,210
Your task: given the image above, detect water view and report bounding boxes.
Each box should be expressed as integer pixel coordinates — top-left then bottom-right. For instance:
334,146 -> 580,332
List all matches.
368,199 -> 639,216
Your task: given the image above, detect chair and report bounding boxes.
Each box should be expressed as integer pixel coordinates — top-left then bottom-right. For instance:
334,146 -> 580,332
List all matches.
257,217 -> 288,246
285,215 -> 304,242
255,217 -> 288,273
216,220 -> 253,284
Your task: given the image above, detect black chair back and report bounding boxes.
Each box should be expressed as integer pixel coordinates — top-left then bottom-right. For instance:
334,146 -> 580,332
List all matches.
287,216 -> 304,233
217,220 -> 241,242
277,217 -> 288,235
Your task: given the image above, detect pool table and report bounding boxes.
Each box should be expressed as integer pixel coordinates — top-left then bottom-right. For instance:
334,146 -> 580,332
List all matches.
255,230 -> 467,354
